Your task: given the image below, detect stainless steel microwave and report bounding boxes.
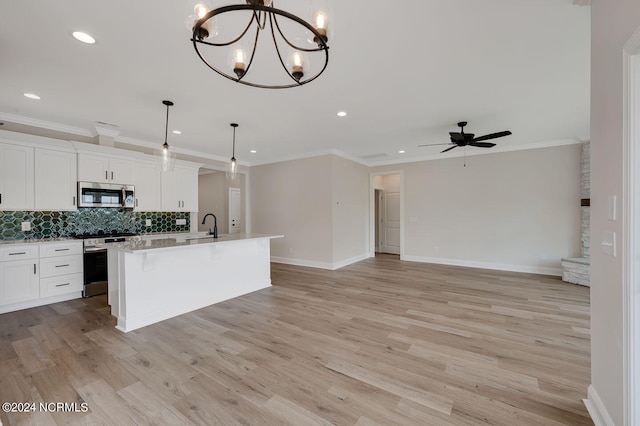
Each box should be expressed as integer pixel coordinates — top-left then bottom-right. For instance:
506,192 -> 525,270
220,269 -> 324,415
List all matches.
78,182 -> 135,208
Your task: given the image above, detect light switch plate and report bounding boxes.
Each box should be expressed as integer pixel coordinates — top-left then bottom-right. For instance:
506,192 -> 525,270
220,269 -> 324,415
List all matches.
145,219 -> 152,227
602,231 -> 617,257
608,195 -> 617,221
21,221 -> 31,231
176,219 -> 187,225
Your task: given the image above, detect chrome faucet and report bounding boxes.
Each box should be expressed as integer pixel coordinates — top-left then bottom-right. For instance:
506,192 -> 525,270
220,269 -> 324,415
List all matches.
201,213 -> 218,238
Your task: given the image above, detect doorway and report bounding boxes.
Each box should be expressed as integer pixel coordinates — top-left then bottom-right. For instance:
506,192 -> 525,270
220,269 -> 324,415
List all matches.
229,188 -> 241,233
370,172 -> 403,257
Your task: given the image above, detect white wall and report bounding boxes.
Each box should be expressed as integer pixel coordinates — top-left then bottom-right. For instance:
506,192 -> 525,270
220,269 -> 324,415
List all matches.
373,145 -> 582,275
590,1 -> 640,424
198,172 -> 226,233
198,171 -> 245,234
331,156 -> 370,266
250,155 -> 334,266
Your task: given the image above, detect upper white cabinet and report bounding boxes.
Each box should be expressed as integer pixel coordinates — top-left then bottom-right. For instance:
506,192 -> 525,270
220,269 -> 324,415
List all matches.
78,154 -> 134,184
34,149 -> 78,211
133,160 -> 162,212
161,165 -> 199,212
0,143 -> 35,210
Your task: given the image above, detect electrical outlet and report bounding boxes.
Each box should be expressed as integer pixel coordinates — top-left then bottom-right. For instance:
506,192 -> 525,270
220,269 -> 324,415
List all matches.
176,219 -> 187,225
21,221 -> 31,231
145,219 -> 152,227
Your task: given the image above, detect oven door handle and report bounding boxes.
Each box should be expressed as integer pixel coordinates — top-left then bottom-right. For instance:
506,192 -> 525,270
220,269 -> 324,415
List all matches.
84,246 -> 107,253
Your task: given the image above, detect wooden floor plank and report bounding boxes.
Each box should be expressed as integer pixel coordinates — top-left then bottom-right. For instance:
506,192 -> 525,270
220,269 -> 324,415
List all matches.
0,254 -> 592,425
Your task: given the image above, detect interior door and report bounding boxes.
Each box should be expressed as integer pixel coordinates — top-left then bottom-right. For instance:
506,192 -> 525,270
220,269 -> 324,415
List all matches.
229,188 -> 241,234
381,191 -> 400,254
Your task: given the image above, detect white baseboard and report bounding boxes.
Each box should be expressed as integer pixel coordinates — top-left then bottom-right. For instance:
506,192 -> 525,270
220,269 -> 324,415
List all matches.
271,253 -> 369,271
583,385 -> 615,426
401,255 -> 562,276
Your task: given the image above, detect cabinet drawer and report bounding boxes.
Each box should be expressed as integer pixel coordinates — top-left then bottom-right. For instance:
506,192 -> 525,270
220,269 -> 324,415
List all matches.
0,244 -> 38,262
40,273 -> 83,298
39,255 -> 83,278
39,241 -> 83,258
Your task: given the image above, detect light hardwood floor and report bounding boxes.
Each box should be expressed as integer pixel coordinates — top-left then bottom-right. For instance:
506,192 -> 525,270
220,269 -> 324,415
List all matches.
0,254 -> 592,425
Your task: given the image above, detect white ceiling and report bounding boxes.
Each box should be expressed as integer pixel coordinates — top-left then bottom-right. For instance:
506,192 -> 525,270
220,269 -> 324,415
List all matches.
0,0 -> 590,167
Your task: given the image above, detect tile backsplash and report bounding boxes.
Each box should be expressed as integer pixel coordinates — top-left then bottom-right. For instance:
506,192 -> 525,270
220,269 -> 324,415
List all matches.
0,209 -> 190,240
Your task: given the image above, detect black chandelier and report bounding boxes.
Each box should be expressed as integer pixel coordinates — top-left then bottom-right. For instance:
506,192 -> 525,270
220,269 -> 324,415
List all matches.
187,0 -> 330,89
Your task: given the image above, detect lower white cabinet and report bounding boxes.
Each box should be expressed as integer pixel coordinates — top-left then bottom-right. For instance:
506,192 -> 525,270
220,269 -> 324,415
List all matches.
39,241 -> 83,298
40,274 -> 83,298
0,245 -> 39,306
0,240 -> 83,313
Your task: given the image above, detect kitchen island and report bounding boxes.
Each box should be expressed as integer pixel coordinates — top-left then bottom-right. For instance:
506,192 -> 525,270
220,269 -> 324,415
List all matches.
107,233 -> 283,332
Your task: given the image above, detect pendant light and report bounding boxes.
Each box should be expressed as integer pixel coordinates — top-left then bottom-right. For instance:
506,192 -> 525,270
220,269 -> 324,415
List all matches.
227,123 -> 239,181
160,100 -> 176,172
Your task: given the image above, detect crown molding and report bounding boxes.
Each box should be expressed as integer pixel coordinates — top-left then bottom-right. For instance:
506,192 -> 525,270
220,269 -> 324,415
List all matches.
115,135 -> 234,165
0,112 -> 95,137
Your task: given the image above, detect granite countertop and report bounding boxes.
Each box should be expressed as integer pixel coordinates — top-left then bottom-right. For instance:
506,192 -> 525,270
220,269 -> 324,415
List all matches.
0,237 -> 78,246
104,233 -> 284,253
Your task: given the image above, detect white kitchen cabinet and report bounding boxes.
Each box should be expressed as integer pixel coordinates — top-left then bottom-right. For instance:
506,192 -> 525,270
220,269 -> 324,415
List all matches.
0,245 -> 39,307
39,240 -> 83,298
133,160 -> 161,212
34,149 -> 77,211
161,165 -> 199,212
78,153 -> 134,184
0,143 -> 34,210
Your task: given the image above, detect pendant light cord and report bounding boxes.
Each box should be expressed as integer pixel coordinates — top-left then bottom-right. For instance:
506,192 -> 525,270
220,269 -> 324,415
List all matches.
164,104 -> 169,145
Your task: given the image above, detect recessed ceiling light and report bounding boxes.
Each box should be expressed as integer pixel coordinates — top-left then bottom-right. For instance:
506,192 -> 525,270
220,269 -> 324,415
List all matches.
72,31 -> 96,44
23,93 -> 41,100
398,150 -> 406,154
337,111 -> 347,117
250,150 -> 257,153
172,130 -> 182,135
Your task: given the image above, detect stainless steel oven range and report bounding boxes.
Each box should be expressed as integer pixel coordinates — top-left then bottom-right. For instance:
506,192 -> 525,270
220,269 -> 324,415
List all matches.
77,232 -> 141,297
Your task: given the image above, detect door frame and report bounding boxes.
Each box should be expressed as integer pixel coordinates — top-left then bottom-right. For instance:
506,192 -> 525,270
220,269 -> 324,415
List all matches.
623,25 -> 640,426
369,171 -> 404,258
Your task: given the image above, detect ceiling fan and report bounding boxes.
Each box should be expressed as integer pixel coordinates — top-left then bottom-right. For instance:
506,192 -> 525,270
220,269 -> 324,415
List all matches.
419,121 -> 512,153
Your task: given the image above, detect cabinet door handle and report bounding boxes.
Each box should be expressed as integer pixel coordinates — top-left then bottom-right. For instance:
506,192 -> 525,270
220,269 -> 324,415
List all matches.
111,171 -> 114,180
55,283 -> 70,287
33,264 -> 37,274
0,193 -> 2,204
73,196 -> 76,206
105,170 -> 108,180
9,252 -> 27,256
54,248 -> 69,252
135,198 -> 139,207
55,264 -> 70,268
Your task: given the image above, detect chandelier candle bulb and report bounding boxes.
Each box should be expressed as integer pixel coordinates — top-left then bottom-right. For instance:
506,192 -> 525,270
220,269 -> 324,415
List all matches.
313,11 -> 328,42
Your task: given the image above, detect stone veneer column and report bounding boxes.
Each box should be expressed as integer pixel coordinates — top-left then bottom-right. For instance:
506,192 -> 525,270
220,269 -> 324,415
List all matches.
562,140 -> 590,286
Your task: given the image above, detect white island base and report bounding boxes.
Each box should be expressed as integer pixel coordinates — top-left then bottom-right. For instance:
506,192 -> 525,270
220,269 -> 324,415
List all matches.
108,234 -> 282,332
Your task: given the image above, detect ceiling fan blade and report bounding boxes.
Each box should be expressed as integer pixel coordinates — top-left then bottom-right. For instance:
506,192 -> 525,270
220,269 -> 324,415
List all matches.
417,143 -> 453,147
441,145 -> 458,153
473,130 -> 512,142
468,142 -> 496,148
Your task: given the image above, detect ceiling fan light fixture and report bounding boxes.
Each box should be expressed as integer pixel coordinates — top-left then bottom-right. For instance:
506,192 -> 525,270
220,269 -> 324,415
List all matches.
189,0 -> 330,89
